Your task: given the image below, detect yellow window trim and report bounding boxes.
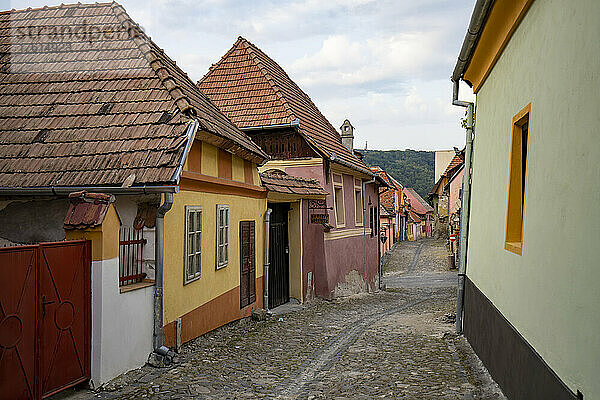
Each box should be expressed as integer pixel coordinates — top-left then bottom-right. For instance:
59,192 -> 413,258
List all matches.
332,172 -> 345,228
504,103 -> 530,255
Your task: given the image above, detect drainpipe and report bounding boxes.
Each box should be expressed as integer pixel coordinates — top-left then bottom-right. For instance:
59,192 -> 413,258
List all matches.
362,177 -> 376,291
452,79 -> 474,334
263,208 -> 272,311
153,192 -> 173,352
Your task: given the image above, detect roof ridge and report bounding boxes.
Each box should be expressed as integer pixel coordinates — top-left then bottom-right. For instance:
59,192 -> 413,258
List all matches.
0,1 -> 115,16
238,37 -> 343,140
110,3 -> 194,116
237,37 -> 296,124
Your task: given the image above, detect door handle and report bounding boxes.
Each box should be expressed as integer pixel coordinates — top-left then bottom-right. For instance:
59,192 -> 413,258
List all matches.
42,295 -> 55,317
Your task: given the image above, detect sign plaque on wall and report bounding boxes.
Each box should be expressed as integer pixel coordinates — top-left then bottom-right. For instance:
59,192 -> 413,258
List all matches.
310,213 -> 329,224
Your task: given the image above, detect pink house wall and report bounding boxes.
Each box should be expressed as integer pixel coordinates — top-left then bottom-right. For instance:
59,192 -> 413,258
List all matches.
449,168 -> 464,216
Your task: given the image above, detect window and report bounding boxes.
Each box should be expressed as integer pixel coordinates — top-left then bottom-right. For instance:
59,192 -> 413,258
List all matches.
184,206 -> 202,284
505,103 -> 530,255
119,226 -> 147,287
333,173 -> 345,226
354,179 -> 363,225
216,204 -> 229,268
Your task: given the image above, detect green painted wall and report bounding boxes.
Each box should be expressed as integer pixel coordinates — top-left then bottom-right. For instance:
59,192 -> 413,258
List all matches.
466,0 -> 600,397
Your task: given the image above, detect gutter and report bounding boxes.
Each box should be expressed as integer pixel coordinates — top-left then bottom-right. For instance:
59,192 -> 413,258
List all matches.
263,208 -> 273,310
451,0 -> 492,336
0,185 -> 178,196
240,119 -> 300,132
151,192 -> 174,362
172,119 -> 199,184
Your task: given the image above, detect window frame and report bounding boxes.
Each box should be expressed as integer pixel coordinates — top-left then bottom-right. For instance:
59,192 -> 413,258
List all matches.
184,206 -> 202,284
354,179 -> 363,226
216,204 -> 230,269
332,173 -> 345,227
504,103 -> 531,255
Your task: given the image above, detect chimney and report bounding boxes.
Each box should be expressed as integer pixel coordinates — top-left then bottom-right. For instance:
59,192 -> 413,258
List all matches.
340,119 -> 354,152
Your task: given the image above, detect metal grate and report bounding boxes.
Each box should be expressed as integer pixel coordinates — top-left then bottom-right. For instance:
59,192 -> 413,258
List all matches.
119,227 -> 147,286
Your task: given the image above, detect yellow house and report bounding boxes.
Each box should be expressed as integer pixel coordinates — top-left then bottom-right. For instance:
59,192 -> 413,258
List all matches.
162,140 -> 268,346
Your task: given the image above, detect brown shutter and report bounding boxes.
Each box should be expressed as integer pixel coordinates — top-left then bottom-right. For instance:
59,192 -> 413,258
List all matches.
249,221 -> 256,304
239,221 -> 249,308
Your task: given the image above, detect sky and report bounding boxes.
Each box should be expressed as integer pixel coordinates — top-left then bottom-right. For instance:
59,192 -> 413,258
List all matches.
8,0 -> 476,151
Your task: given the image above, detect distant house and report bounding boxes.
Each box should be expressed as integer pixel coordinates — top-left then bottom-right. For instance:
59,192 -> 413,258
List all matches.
370,166 -> 406,245
452,0 -> 599,399
445,163 -> 464,260
403,188 -> 433,239
429,151 -> 464,238
379,204 -> 395,254
0,2 -> 268,393
198,37 -> 385,302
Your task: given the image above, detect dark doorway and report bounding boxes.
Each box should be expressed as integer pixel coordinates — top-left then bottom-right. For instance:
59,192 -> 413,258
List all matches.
239,221 -> 256,309
268,203 -> 290,309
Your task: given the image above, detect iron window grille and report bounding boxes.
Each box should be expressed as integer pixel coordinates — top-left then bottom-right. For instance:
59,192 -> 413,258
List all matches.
119,226 -> 147,286
216,204 -> 229,269
184,206 -> 202,284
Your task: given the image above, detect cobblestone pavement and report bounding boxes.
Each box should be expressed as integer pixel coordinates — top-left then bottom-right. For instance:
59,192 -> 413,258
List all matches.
60,238 -> 504,400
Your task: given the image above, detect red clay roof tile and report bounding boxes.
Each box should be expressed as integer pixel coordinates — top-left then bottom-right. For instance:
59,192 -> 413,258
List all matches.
0,2 -> 266,188
199,37 -> 371,175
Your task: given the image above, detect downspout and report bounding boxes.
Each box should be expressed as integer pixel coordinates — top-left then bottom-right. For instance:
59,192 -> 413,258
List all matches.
263,208 -> 272,311
362,177 -> 376,291
153,192 -> 173,353
453,79 -> 474,334
377,189 -> 382,290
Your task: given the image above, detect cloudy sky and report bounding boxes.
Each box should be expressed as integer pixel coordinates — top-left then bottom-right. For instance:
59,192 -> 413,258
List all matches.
10,0 -> 476,151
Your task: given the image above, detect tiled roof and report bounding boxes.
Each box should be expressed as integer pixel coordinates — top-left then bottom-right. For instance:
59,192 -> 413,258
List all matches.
408,208 -> 422,223
260,169 -> 327,196
443,153 -> 464,177
198,37 -> 371,175
380,203 -> 394,217
0,2 -> 266,188
64,191 -> 113,229
404,187 -> 434,215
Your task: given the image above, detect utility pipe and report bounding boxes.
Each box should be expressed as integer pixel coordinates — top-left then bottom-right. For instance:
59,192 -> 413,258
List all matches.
452,81 -> 475,334
263,208 -> 272,311
153,192 -> 173,351
0,185 -> 178,196
362,177 -> 376,291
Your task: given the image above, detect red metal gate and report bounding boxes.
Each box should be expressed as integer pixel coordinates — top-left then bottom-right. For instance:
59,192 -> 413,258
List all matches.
0,240 -> 91,400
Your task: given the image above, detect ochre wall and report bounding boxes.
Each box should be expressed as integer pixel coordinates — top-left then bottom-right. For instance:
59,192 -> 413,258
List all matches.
466,0 -> 600,397
164,140 -> 266,343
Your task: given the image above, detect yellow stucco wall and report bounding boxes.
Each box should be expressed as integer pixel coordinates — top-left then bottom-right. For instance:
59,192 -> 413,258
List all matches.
288,200 -> 303,302
163,190 -> 266,325
163,140 -> 266,326
466,0 -> 600,397
66,204 -> 120,261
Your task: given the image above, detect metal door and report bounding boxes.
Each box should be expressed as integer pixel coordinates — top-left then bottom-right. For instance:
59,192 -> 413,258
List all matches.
268,203 -> 289,309
239,221 -> 256,308
0,240 -> 91,400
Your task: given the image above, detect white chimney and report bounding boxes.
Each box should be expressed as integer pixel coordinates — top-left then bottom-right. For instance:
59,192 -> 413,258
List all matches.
340,119 -> 354,152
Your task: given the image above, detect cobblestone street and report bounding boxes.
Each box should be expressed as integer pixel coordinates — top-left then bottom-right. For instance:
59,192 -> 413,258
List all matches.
60,239 -> 504,400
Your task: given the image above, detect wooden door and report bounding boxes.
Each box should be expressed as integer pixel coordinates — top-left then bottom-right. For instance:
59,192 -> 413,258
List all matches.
239,221 -> 256,308
0,246 -> 38,400
39,241 -> 91,398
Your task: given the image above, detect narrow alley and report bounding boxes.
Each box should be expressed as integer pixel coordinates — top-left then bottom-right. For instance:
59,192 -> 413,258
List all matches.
60,239 -> 504,400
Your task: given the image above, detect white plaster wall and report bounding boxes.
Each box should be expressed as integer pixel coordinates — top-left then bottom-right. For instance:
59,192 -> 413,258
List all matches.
90,257 -> 154,387
466,0 -> 600,397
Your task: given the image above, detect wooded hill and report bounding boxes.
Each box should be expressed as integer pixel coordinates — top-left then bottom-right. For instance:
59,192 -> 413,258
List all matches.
361,149 -> 434,200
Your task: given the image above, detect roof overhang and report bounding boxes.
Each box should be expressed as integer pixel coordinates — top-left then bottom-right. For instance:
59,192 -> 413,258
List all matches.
451,0 -> 534,93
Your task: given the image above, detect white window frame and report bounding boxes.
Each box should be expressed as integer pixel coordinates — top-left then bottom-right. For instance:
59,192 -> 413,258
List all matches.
332,173 -> 345,227
216,204 -> 229,269
354,179 -> 363,226
184,206 -> 202,284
